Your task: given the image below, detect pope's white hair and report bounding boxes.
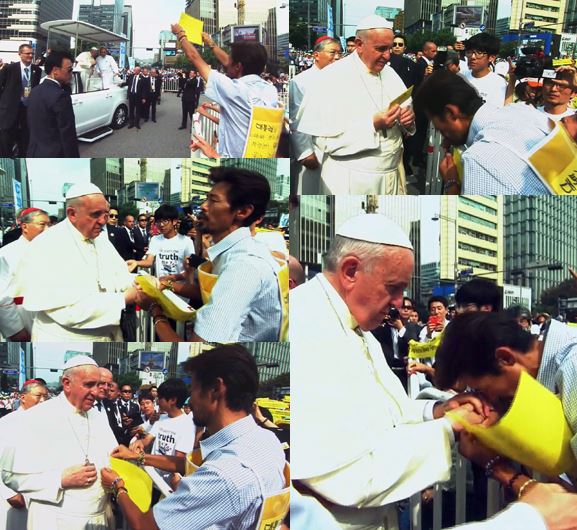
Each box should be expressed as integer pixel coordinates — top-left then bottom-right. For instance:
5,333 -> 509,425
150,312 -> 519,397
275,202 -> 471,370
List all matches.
355,28 -> 393,42
324,235 -> 393,273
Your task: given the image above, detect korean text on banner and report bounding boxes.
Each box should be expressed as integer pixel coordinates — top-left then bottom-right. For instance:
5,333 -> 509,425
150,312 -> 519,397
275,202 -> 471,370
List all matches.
243,106 -> 285,158
178,12 -> 204,45
408,333 -> 443,359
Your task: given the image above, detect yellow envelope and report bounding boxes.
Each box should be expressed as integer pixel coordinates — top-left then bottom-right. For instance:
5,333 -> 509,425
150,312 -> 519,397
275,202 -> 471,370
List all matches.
184,449 -> 203,476
388,85 -> 413,109
110,457 -> 153,513
447,371 -> 577,476
243,106 -> 285,158
135,275 -> 196,322
178,12 -> 203,45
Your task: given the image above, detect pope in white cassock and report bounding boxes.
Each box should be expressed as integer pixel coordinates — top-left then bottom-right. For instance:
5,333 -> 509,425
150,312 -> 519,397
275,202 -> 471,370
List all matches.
0,356 -> 118,530
75,47 -> 98,91
95,47 -> 120,89
12,183 -> 149,342
296,15 -> 416,195
290,214 -> 485,530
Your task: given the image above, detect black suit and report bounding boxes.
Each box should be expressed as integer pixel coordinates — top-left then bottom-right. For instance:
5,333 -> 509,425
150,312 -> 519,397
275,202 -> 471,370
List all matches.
126,74 -> 150,127
26,79 -> 79,157
115,226 -> 137,261
147,75 -> 163,121
372,321 -> 421,389
408,57 -> 432,168
103,398 -> 125,444
0,61 -> 42,156
104,224 -> 120,252
180,77 -> 198,128
389,55 -> 417,90
133,225 -> 148,260
192,76 -> 204,110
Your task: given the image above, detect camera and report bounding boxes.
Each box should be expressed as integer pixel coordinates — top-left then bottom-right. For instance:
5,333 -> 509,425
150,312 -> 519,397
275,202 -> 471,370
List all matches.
388,306 -> 400,320
514,48 -> 552,79
178,216 -> 196,236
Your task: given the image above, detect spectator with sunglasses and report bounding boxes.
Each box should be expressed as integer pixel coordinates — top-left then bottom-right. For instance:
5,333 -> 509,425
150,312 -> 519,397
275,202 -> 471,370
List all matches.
27,50 -> 79,157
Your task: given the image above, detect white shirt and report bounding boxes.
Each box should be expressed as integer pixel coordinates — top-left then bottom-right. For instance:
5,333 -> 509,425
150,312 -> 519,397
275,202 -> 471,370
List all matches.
537,105 -> 576,121
460,70 -> 507,108
147,233 -> 195,276
204,70 -> 279,157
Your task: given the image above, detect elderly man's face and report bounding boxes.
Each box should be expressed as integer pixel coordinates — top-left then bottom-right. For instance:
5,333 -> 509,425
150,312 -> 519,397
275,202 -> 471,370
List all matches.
63,366 -> 100,412
356,28 -> 394,74
21,384 -> 48,410
98,368 -> 113,400
344,247 -> 413,330
315,42 -> 342,69
67,194 -> 110,240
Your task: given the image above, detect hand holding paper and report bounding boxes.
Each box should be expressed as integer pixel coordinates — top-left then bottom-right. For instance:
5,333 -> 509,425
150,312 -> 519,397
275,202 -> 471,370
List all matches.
177,13 -> 204,45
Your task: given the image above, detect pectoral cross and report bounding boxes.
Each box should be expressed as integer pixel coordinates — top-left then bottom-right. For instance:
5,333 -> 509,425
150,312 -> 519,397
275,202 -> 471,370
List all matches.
85,458 -> 92,466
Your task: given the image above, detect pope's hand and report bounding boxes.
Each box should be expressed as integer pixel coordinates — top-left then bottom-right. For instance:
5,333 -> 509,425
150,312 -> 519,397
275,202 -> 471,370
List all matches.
7,493 -> 25,509
433,392 -> 490,420
129,439 -> 145,454
300,152 -> 320,170
111,445 -> 139,460
374,104 -> 401,131
399,106 -> 415,127
61,463 -> 97,489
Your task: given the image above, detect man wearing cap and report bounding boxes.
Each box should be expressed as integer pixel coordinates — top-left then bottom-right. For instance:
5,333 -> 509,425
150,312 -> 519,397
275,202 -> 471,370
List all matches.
75,47 -> 99,91
95,47 -> 120,89
0,356 -> 117,530
291,214 -> 485,529
0,379 -> 48,530
296,15 -> 416,195
0,207 -> 49,342
12,183 -> 149,341
290,36 -> 342,194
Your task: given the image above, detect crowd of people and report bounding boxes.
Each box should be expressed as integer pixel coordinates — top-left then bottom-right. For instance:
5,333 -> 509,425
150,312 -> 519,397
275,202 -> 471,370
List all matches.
0,165 -> 289,343
291,212 -> 577,530
289,14 -> 577,196
0,344 -> 289,530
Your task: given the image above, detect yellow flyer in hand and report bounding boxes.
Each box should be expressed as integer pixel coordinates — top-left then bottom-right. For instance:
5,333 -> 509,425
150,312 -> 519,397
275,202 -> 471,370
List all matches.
528,121 -> 577,195
243,106 -> 285,158
110,458 -> 153,513
388,85 -> 413,109
135,274 -> 196,321
447,371 -> 577,477
255,463 -> 291,530
178,12 -> 203,45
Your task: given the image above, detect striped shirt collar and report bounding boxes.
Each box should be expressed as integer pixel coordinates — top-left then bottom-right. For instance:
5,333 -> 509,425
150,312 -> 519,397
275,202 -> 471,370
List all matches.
466,102 -> 494,148
200,414 -> 256,460
207,226 -> 251,262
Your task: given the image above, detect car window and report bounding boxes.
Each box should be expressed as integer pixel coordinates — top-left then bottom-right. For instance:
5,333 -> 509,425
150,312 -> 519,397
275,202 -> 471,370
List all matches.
86,76 -> 104,92
71,73 -> 80,96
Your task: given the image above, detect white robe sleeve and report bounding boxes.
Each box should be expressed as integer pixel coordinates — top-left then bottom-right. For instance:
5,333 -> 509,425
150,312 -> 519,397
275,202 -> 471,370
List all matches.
445,502 -> 546,530
289,77 -> 314,161
0,255 -> 24,337
2,470 -> 63,505
41,292 -> 126,330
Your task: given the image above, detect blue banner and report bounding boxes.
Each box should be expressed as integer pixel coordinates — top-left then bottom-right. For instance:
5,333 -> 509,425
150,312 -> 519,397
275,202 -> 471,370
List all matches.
19,346 -> 25,389
327,5 -> 334,37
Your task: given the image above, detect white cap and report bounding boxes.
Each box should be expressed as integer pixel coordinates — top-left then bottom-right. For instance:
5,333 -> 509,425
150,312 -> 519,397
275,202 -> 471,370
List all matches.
62,355 -> 98,371
336,213 -> 413,250
65,182 -> 104,200
90,46 -> 99,51
356,14 -> 394,31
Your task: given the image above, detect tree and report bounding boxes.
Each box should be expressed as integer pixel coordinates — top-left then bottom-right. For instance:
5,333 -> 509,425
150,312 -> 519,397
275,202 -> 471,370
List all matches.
539,277 -> 577,315
116,372 -> 142,390
118,204 -> 139,221
407,29 -> 456,53
258,372 -> 290,397
499,41 -> 518,59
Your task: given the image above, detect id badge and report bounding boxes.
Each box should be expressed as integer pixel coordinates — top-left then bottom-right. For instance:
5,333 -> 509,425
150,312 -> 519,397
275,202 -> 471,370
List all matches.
23,86 -> 31,98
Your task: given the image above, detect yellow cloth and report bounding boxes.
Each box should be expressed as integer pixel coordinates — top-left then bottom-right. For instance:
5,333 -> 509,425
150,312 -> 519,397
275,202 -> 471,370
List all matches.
448,371 -> 577,476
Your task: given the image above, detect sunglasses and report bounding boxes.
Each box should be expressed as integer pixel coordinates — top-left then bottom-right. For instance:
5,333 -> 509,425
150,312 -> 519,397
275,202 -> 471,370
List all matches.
109,214 -> 118,218
121,389 -> 132,393
401,305 -> 413,309
393,42 -> 404,47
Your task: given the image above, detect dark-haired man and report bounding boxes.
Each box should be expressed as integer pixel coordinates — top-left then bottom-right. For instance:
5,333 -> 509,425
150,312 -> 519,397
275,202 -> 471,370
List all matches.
419,295 -> 449,342
171,23 -> 279,157
151,167 -> 285,343
102,344 -> 286,530
27,51 -> 79,157
455,279 -> 501,313
413,70 -> 552,195
0,43 -> 42,156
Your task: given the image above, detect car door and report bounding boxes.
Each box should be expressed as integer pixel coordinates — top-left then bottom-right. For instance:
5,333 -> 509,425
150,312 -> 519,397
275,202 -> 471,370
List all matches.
72,74 -> 112,135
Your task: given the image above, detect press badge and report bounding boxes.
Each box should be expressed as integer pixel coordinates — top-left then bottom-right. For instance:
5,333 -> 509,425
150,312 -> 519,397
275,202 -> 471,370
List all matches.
23,86 -> 31,97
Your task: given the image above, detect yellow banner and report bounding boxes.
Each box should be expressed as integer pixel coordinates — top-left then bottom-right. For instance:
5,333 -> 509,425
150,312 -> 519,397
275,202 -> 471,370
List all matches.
110,458 -> 153,512
528,122 -> 577,195
178,12 -> 203,45
256,463 -> 291,530
447,371 -> 577,477
243,106 -> 285,158
553,58 -> 574,66
135,275 -> 196,321
408,333 -> 443,359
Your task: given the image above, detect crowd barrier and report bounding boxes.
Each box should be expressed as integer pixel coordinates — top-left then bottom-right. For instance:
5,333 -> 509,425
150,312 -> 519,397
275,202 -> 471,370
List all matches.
162,77 -> 180,92
424,123 -> 445,195
407,373 -> 503,530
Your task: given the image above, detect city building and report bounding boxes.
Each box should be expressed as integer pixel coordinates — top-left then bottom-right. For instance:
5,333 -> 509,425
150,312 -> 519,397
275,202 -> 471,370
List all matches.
495,16 -> 511,37
179,158 -> 219,206
244,342 -> 289,382
78,0 -> 125,35
404,0 -> 438,33
0,158 -> 29,230
124,159 -> 173,185
264,7 -> 278,61
394,10 -> 405,32
92,343 -> 128,370
120,342 -> 178,382
420,262 -> 441,303
275,170 -> 290,201
159,30 -> 177,66
510,0 -> 567,34
122,4 -> 133,56
375,6 -> 402,21
504,196 -> 577,308
277,32 -> 289,59
89,158 -> 123,199
186,0 -> 219,36
0,0 -> 73,59
220,158 -> 279,198
439,196 -> 504,297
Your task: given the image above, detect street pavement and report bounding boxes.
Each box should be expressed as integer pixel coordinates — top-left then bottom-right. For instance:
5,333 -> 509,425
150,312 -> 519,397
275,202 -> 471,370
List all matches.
79,92 -> 193,158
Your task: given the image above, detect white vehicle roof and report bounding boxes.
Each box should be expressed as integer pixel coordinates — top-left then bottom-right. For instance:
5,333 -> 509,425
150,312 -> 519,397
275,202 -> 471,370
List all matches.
40,20 -> 127,44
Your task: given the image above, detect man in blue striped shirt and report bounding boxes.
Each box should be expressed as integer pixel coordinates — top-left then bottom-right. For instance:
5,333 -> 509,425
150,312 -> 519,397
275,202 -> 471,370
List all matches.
101,344 -> 286,529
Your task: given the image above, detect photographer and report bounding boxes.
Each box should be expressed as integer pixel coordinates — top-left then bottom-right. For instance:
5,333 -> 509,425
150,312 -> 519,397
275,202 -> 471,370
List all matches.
372,296 -> 421,389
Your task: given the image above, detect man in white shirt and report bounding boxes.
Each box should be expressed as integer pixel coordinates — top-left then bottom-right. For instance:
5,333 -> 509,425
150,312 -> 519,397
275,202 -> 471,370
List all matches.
289,36 -> 342,194
75,47 -> 98,91
538,67 -> 576,121
95,47 -> 119,89
459,33 -> 513,108
0,208 -> 49,341
127,204 -> 194,277
419,295 -> 450,342
296,15 -> 416,194
12,183 -> 149,341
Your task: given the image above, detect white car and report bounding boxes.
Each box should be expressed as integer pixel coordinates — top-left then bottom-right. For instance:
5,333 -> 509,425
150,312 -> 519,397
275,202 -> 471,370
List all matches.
71,71 -> 128,141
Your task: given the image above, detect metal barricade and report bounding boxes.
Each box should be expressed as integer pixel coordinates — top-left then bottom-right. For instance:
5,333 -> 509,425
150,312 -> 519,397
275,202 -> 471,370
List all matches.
191,105 -> 220,158
425,123 -> 445,195
162,77 -> 180,92
279,89 -> 288,109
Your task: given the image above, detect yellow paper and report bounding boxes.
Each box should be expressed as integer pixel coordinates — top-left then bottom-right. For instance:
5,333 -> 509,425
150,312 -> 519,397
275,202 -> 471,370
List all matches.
178,12 -> 203,45
408,333 -> 443,359
447,371 -> 577,476
528,122 -> 577,195
553,58 -> 574,66
184,449 -> 203,476
110,457 -> 153,513
255,463 -> 291,530
135,275 -> 196,322
388,85 -> 413,109
243,106 -> 285,158
197,261 -> 217,305
451,146 -> 464,184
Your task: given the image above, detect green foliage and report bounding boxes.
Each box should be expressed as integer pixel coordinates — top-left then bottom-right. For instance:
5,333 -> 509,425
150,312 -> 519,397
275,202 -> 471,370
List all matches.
499,41 -> 518,59
289,9 -> 319,50
258,372 -> 290,397
116,372 -> 142,390
118,204 -> 139,221
539,277 -> 577,315
406,29 -> 456,53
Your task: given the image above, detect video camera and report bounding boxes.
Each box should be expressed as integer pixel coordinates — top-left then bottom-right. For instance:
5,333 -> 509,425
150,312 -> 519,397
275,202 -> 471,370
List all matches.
514,47 -> 551,79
